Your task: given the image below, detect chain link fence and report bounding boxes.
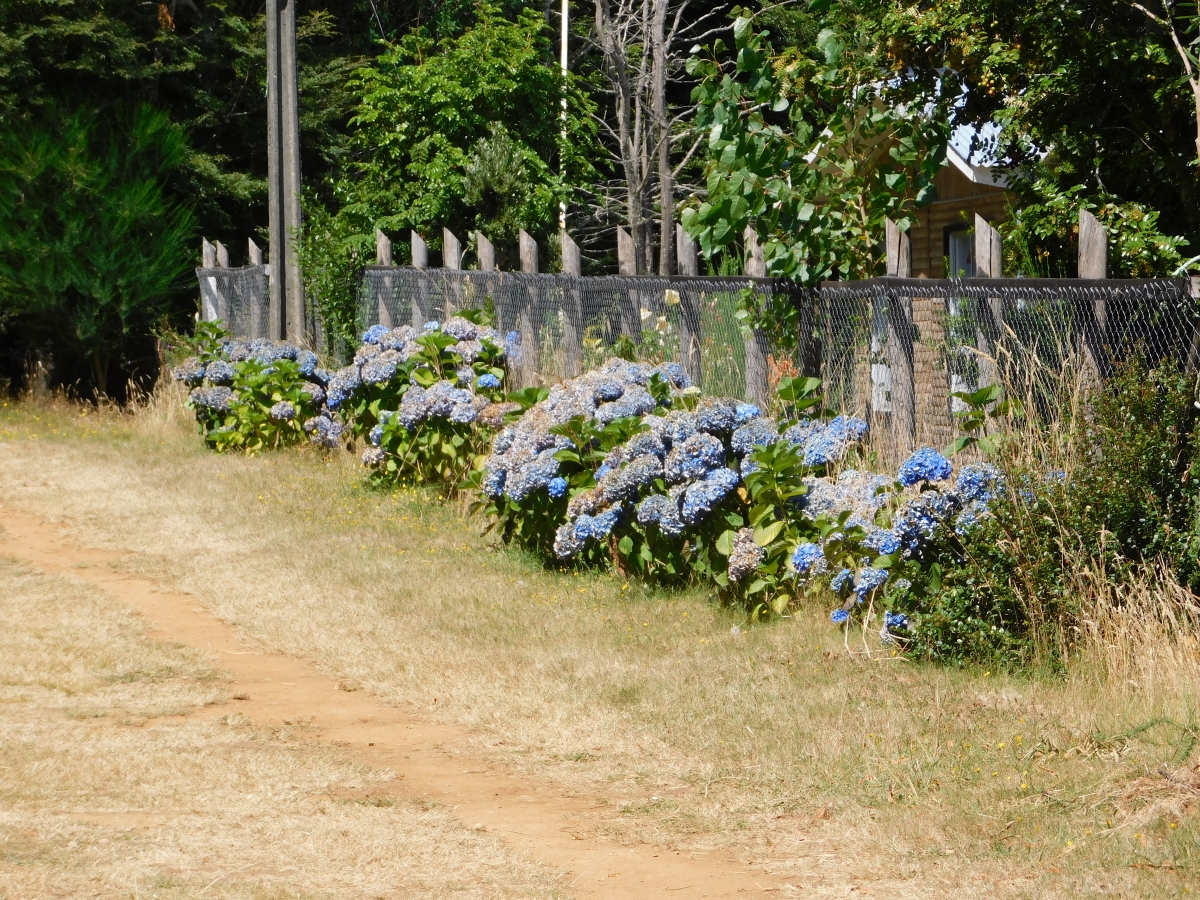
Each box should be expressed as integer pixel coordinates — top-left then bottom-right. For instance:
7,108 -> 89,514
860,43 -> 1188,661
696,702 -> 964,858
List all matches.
805,277 -> 1199,463
196,265 -> 271,339
200,264 -> 1198,463
358,267 -> 802,403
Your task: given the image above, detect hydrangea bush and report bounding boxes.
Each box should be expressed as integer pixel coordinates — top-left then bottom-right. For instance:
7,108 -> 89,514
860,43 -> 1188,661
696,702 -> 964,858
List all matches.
174,325 -> 326,453
333,312 -> 511,486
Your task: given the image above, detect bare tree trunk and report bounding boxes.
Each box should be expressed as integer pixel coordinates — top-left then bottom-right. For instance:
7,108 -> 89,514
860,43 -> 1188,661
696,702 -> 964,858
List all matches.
651,0 -> 673,275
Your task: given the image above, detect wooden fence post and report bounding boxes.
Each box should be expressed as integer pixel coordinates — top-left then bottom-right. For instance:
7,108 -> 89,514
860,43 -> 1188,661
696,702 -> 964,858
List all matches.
202,238 -> 217,269
561,230 -> 584,377
215,241 -> 230,268
477,232 -> 496,272
443,228 -> 462,270
1188,277 -> 1200,375
410,231 -> 429,328
742,226 -> 771,406
972,214 -> 1005,391
248,238 -> 265,338
516,230 -> 541,386
616,226 -> 641,340
885,218 -> 912,277
675,224 -> 704,385
374,230 -> 393,329
1078,209 -> 1111,380
882,218 -> 916,455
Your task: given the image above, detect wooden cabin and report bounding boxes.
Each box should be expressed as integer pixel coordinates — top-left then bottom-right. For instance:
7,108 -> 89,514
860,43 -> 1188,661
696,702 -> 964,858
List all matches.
908,128 -> 1012,278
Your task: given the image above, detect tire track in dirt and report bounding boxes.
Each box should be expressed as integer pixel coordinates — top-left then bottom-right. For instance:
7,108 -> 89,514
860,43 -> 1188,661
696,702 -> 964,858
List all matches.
0,509 -> 784,898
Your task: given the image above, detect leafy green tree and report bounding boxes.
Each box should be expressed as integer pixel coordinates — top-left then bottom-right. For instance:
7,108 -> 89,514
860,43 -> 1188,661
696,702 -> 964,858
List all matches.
0,105 -> 196,397
875,0 -> 1199,269
334,4 -> 598,255
682,9 -> 951,338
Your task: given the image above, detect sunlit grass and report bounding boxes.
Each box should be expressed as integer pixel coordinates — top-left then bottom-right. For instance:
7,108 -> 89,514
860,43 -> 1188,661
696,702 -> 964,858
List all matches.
1,390 -> 1197,897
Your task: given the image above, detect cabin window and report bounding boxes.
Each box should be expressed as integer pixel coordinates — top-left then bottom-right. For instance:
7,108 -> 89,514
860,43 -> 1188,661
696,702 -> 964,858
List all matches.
945,227 -> 975,277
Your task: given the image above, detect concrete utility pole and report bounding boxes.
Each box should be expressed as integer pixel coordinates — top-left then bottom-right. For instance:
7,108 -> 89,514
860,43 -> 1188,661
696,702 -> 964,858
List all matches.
266,0 -> 304,342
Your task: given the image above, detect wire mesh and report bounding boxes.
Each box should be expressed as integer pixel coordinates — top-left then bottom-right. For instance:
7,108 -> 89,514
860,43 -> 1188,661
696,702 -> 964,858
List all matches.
196,266 -> 271,340
201,264 -> 1197,464
358,267 -> 802,404
806,277 -> 1199,463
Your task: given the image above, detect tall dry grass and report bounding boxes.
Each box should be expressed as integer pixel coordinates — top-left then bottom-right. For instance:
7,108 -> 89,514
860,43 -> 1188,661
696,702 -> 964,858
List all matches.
3,363 -> 1199,897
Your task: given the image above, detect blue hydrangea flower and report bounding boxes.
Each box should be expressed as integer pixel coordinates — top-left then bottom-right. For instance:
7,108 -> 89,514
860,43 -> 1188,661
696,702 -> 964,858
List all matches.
854,566 -> 889,600
681,467 -> 739,524
893,490 -> 962,552
636,493 -> 685,536
423,320 -> 441,332
269,400 -> 295,422
448,402 -> 477,424
728,528 -> 765,583
955,499 -> 990,535
361,351 -> 400,385
831,608 -> 850,624
368,424 -> 384,447
547,476 -> 568,498
898,447 -> 953,486
652,362 -> 690,389
791,542 -> 825,574
624,432 -> 666,460
297,350 -> 319,376
827,415 -> 868,443
664,412 -> 697,447
695,399 -> 739,435
593,379 -> 625,401
862,527 -> 901,556
477,373 -> 501,389
363,324 -> 389,344
173,357 -> 206,385
554,523 -> 583,559
325,365 -> 362,411
802,427 -> 846,466
730,417 -> 779,456
956,463 -> 1001,503
664,432 -> 725,482
482,468 -> 506,499
362,446 -> 386,466
204,359 -> 235,385
312,367 -> 331,386
598,455 -> 664,504
303,414 -> 343,449
830,568 -> 854,593
504,330 -> 522,364
188,386 -> 233,411
300,382 -> 325,405
734,402 -> 761,424
782,419 -> 820,447
442,316 -> 478,341
574,504 -> 623,542
884,611 -> 909,630
595,387 -> 656,423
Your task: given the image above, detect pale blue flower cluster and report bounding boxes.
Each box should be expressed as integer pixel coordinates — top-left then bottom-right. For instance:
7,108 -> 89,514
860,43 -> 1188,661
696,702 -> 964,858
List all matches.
898,447 -> 953,486
188,386 -> 233,411
791,542 -> 825,574
728,528 -> 765,583
269,401 -> 295,422
204,360 -> 235,385
173,357 -> 207,385
798,415 -> 869,466
302,412 -> 344,449
478,373 -> 501,389
482,358 -> 691,531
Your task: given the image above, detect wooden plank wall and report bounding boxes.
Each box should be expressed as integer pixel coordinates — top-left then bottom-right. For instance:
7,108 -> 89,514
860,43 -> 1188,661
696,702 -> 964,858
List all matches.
910,166 -> 1010,278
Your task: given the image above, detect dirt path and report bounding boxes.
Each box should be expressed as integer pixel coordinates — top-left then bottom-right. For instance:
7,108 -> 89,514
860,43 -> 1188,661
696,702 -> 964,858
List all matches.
0,508 -> 783,899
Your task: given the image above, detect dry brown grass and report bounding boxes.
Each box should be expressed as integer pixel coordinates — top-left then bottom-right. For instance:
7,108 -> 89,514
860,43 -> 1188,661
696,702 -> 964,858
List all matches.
0,548 -> 566,898
0,389 -> 1197,898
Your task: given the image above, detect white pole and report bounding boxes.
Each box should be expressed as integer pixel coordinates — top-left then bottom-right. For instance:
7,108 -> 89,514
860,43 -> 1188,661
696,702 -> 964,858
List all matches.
559,0 -> 569,231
